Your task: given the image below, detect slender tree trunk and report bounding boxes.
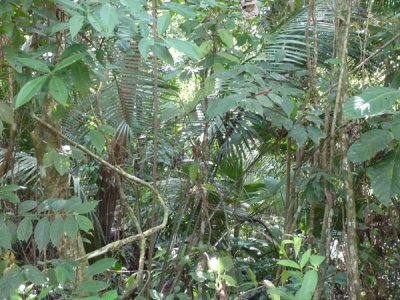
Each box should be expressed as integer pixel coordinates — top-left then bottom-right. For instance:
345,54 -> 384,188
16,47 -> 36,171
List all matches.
31,97 -> 88,285
335,0 -> 362,298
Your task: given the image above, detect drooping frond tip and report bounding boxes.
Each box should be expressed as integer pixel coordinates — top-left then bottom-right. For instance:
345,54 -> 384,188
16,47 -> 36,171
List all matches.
239,0 -> 259,20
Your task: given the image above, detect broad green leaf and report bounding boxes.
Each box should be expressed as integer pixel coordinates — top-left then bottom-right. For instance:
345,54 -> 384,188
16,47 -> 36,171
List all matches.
206,94 -> 242,118
77,280 -> 109,293
49,76 -> 69,105
34,217 -> 50,252
390,113 -> 400,140
89,130 -> 106,152
0,221 -> 12,249
218,29 -> 234,48
15,75 -> 49,108
70,61 -> 90,97
367,150 -> 400,206
43,149 -> 58,167
277,259 -> 301,269
69,15 -> 85,40
0,191 -> 19,203
64,215 -> 78,238
0,184 -> 20,192
100,4 -> 118,37
0,96 -> 10,121
17,218 -> 32,242
55,265 -> 66,285
220,256 -> 234,272
138,37 -> 154,58
309,255 -> 325,267
18,57 -> 50,73
347,129 -> 392,163
53,153 -> 70,175
18,200 -> 37,213
280,97 -> 293,117
0,121 -> 3,135
102,290 -> 118,300
217,52 -> 239,63
53,52 -> 87,72
23,265 -> 46,285
71,146 -> 86,161
344,87 -> 400,119
0,269 -> 24,299
289,124 -> 307,148
157,12 -> 171,35
84,258 -> 117,278
164,38 -> 200,60
220,274 -> 236,287
152,44 -> 174,65
307,126 -> 326,144
74,201 -> 99,214
50,216 -> 64,246
76,215 -> 94,233
164,2 -> 196,19
246,268 -> 257,287
38,285 -> 53,300
293,236 -> 302,258
294,270 -> 318,300
300,249 -> 311,270
199,40 -> 213,56
88,13 -> 102,32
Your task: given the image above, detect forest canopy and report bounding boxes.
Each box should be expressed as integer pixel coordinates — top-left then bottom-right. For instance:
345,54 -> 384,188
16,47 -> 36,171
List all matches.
0,0 -> 400,299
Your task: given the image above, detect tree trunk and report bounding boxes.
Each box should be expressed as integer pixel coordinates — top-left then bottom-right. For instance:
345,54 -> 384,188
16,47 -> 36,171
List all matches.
31,97 -> 88,285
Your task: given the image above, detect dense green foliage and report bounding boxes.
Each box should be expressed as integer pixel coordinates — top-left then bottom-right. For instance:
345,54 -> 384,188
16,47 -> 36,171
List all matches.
0,0 -> 400,299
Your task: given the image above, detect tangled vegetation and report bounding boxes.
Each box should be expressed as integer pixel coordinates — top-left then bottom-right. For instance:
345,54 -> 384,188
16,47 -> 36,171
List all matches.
0,0 -> 400,299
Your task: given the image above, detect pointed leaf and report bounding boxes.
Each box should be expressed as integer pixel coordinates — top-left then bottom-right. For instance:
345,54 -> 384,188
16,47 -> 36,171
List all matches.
0,221 -> 12,249
69,15 -> 85,39
76,215 -> 94,233
50,216 -> 64,246
157,12 -> 171,35
220,274 -> 236,287
307,126 -> 326,144
89,130 -> 106,152
367,150 -> 400,206
88,13 -> 102,32
0,102 -> 13,124
309,255 -> 325,267
53,52 -> 87,72
164,2 -> 196,19
100,4 -> 118,37
138,37 -> 154,58
277,259 -> 301,269
70,61 -> 90,97
49,76 -> 69,105
77,280 -> 109,293
23,265 -> 46,285
164,38 -> 200,60
17,218 -> 33,242
289,124 -> 307,148
18,57 -> 50,73
294,270 -> 318,300
347,129 -> 392,163
152,44 -> 174,65
34,217 -> 51,252
15,75 -> 49,108
64,215 -> 78,238
53,153 -> 70,175
344,87 -> 400,119
84,258 -> 117,278
218,29 -> 234,48
300,249 -> 311,270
